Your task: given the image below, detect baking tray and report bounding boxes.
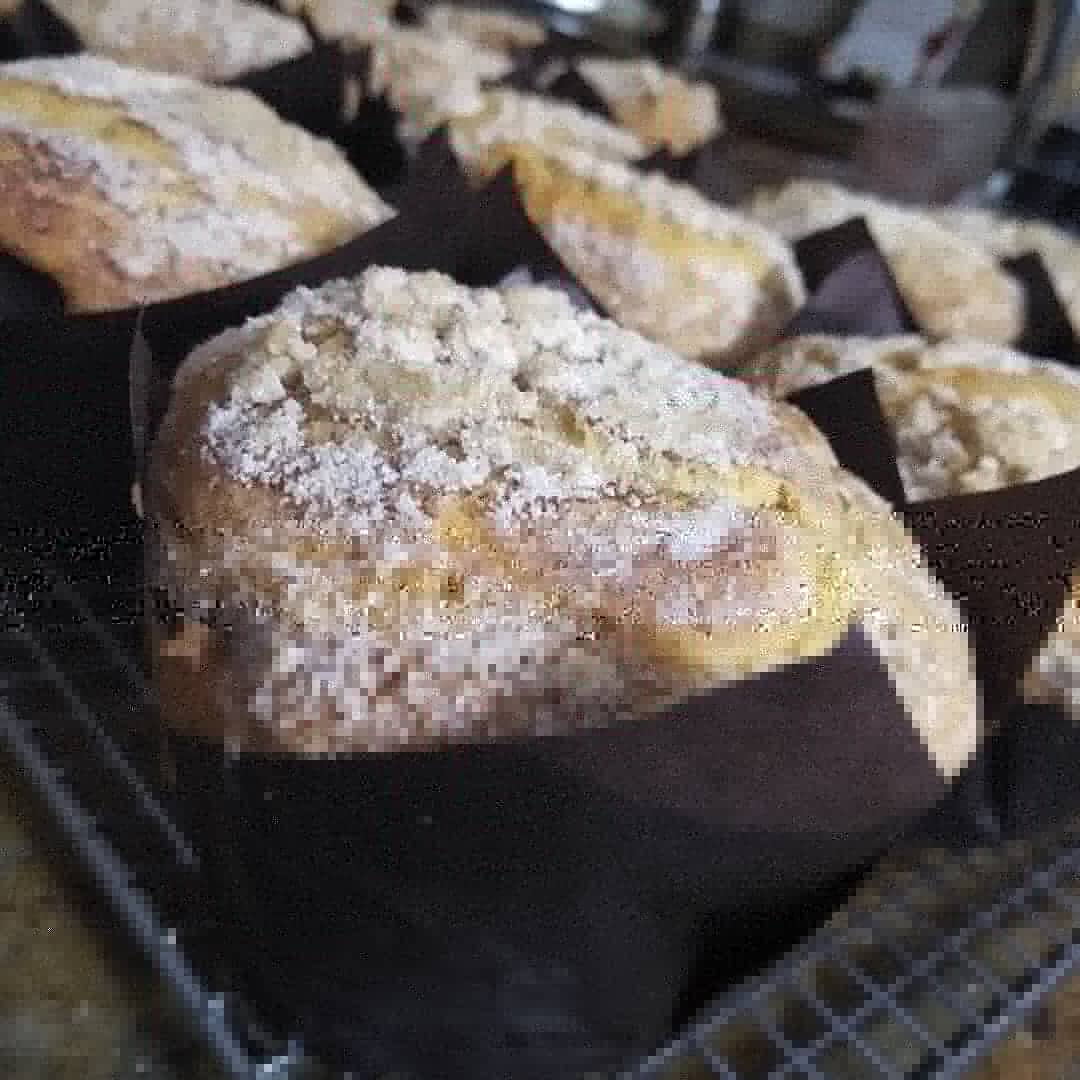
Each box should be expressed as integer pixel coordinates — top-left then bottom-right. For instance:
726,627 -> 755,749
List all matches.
2,513 -> 1080,1080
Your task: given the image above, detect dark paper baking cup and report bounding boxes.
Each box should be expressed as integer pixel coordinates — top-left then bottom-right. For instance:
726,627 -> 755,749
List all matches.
786,218 -> 919,337
159,620 -> 948,1079
0,10 -> 23,61
1003,252 -> 1080,367
8,0 -> 81,56
224,40 -> 346,140
901,468 -> 1080,837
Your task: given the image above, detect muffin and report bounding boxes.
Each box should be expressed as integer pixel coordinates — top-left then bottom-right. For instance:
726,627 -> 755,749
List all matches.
934,206 -> 1080,338
277,0 -> 396,41
447,86 -> 646,165
420,2 -> 547,50
0,54 -> 393,311
745,180 -> 1026,345
575,56 -> 723,155
146,266 -> 977,774
38,0 -> 312,81
358,24 -> 514,145
454,138 -> 802,365
741,335 -> 1080,500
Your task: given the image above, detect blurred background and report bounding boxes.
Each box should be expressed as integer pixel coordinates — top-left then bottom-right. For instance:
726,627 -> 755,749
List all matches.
509,0 -> 1080,215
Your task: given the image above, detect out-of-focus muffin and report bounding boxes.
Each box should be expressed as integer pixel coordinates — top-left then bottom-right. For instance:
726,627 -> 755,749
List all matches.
39,0 -> 312,81
745,180 -> 1026,346
0,53 -> 394,311
742,334 -> 1080,500
934,206 -> 1080,339
575,56 -> 723,155
456,138 -> 803,365
420,3 -> 547,49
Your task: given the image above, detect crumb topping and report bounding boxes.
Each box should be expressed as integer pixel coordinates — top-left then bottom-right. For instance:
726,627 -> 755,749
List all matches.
362,26 -> 513,143
194,267 -> 815,535
46,0 -> 311,81
0,55 -> 393,285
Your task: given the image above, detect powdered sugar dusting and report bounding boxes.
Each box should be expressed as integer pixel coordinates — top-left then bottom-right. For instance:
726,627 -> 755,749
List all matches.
195,268 -> 807,535
0,54 -> 392,287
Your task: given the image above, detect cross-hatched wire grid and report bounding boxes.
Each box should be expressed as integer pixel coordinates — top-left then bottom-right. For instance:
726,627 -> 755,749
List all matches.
1,533 -> 1080,1080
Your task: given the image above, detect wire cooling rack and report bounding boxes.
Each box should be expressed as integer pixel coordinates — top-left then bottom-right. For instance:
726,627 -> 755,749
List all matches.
2,528 -> 1080,1080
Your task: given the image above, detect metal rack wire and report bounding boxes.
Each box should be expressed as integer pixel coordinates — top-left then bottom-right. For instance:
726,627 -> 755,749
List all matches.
2,536 -> 1080,1080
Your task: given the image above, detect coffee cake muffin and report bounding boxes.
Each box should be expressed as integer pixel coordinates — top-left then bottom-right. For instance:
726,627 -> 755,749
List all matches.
420,3 -> 547,49
447,86 -> 646,165
39,0 -> 312,81
741,335 -> 1080,500
575,56 -> 723,155
0,54 -> 393,311
146,267 -> 978,778
455,138 -> 802,364
745,180 -> 1026,346
934,206 -> 1080,338
358,24 -> 514,145
277,0 -> 395,41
